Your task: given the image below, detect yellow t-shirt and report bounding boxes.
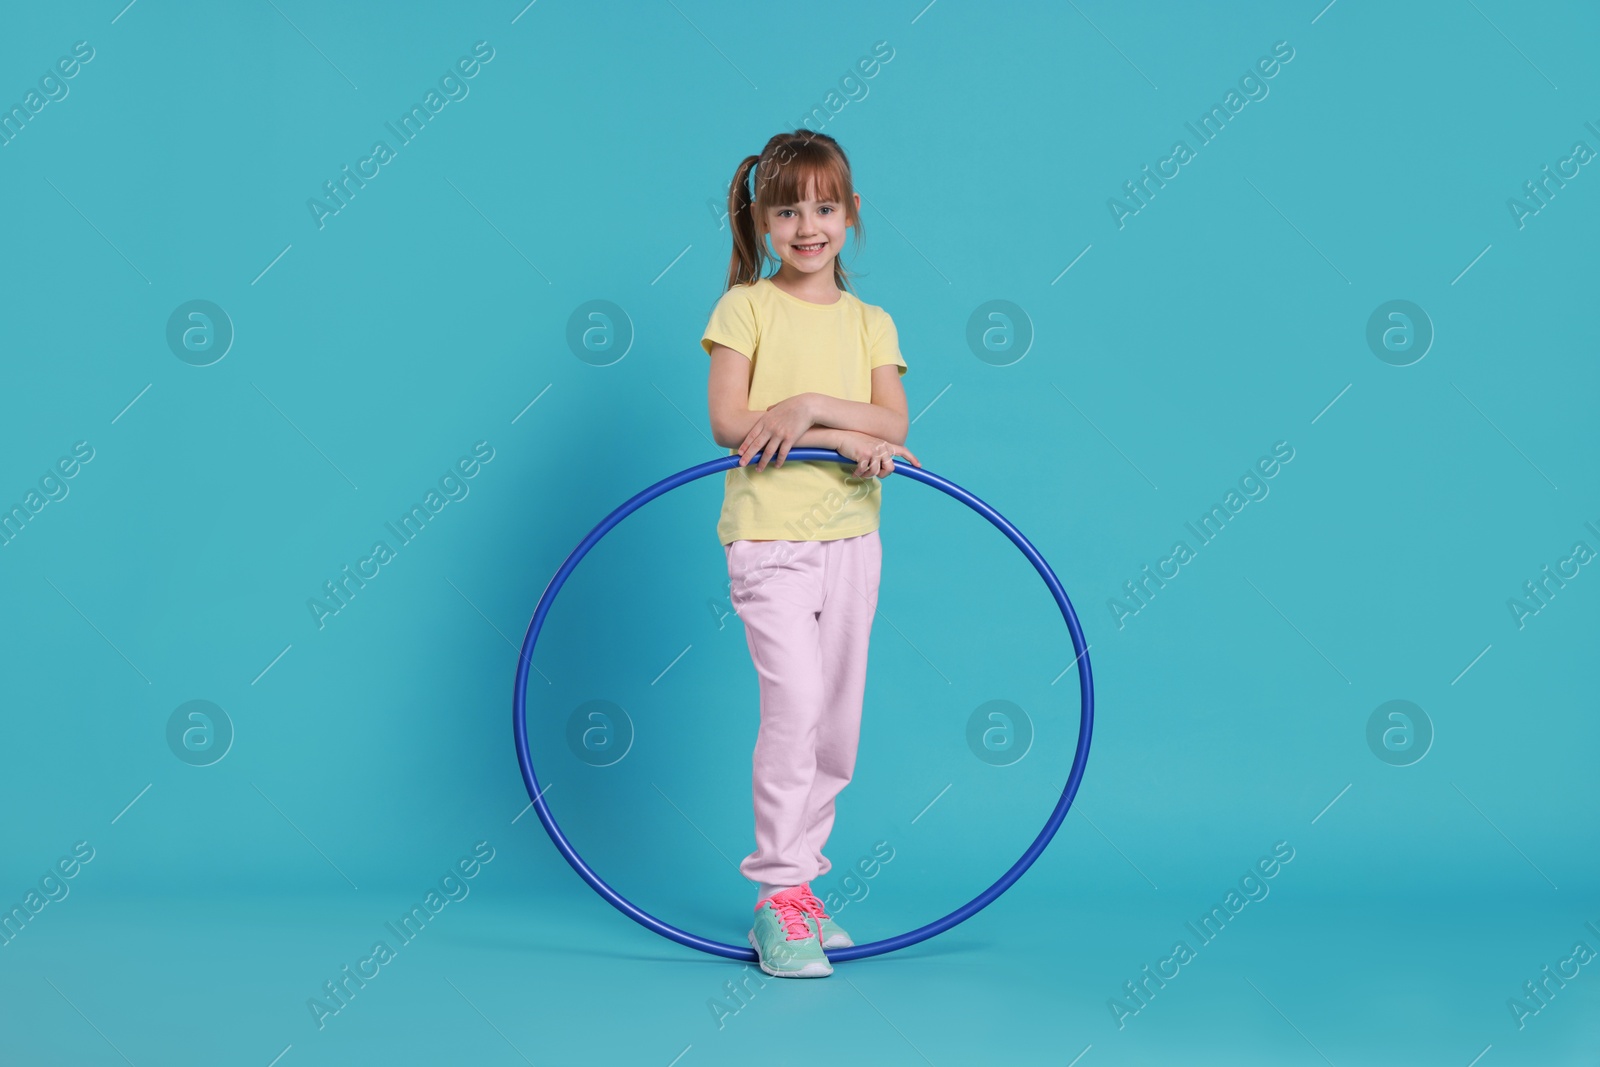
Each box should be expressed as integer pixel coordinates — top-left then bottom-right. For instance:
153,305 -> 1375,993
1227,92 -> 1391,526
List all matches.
701,276 -> 908,546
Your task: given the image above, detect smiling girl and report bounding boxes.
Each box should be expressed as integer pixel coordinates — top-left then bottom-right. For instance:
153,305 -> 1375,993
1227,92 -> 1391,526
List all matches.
702,130 -> 918,978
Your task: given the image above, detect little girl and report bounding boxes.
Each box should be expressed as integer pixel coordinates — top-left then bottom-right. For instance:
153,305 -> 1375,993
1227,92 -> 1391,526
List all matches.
701,130 -> 919,978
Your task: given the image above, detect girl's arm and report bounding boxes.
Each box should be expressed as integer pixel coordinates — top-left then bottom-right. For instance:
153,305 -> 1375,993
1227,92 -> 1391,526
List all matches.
715,410 -> 854,454
709,343 -> 858,453
802,366 -> 910,444
804,395 -> 907,445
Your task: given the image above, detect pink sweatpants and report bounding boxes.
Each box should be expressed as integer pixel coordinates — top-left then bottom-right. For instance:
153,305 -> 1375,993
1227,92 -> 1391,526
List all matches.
725,530 -> 882,893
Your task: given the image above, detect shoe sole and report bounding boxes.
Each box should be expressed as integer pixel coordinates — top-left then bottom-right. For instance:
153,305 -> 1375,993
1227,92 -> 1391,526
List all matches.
748,930 -> 833,978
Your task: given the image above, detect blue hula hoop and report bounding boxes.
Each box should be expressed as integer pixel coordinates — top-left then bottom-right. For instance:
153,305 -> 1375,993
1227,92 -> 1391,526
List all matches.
513,448 -> 1094,963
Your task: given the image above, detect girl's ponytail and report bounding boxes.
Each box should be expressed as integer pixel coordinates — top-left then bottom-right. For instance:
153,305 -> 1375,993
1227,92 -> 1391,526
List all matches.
726,153 -> 765,291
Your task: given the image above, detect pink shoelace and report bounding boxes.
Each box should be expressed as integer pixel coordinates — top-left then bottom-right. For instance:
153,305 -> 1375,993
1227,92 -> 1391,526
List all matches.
761,887 -> 823,941
793,884 -> 833,923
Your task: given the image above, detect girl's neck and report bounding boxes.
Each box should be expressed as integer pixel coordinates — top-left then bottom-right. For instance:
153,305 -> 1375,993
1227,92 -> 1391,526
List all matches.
767,267 -> 842,306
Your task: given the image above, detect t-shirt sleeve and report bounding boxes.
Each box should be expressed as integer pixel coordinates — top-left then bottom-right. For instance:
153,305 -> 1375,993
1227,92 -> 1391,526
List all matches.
868,309 -> 907,376
701,287 -> 758,359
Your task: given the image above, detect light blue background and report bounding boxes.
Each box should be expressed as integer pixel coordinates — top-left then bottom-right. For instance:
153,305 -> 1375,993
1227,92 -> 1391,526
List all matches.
1,1 -> 1595,1064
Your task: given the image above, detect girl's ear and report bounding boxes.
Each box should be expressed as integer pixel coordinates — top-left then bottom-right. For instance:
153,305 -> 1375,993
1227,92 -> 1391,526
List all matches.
852,192 -> 862,224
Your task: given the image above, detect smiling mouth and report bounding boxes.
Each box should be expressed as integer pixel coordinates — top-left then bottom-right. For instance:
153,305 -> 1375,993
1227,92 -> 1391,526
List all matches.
793,242 -> 826,255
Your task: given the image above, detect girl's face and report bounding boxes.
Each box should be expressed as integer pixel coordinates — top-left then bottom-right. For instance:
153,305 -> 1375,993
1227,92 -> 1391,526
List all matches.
761,181 -> 859,279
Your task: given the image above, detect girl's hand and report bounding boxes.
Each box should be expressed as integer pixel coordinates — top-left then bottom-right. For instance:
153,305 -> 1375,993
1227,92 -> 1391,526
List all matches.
738,393 -> 816,472
836,431 -> 921,479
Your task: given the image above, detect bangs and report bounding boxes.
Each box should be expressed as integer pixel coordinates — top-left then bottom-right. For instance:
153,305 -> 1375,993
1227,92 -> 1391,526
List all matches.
759,150 -> 850,208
